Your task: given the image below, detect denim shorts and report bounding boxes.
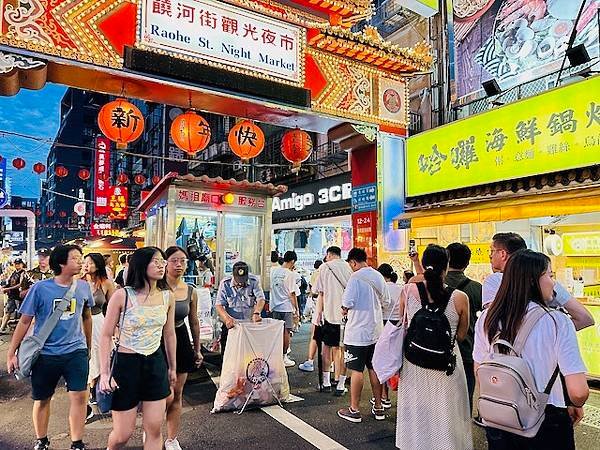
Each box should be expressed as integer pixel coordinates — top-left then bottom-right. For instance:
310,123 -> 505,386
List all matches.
31,348 -> 89,400
272,311 -> 294,330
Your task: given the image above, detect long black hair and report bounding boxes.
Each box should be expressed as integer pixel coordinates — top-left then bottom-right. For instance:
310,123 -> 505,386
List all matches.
85,252 -> 108,288
377,263 -> 398,283
421,244 -> 450,304
125,247 -> 169,291
165,246 -> 188,259
485,249 -> 550,347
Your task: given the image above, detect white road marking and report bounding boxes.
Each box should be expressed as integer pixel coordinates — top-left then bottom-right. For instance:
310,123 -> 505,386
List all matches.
261,405 -> 349,450
206,368 -> 346,450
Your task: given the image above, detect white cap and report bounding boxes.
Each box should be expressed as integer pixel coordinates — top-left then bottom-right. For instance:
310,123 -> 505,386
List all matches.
482,272 -> 503,307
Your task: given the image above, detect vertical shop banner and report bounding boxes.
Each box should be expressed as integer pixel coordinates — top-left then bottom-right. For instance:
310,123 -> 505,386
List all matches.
140,190 -> 151,221
353,211 -> 378,264
452,0 -> 599,102
380,134 -> 407,252
0,157 -> 6,190
351,184 -> 377,213
94,137 -> 111,215
108,186 -> 129,220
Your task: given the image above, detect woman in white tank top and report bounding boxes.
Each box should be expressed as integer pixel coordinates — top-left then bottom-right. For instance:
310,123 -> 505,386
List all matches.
99,247 -> 177,450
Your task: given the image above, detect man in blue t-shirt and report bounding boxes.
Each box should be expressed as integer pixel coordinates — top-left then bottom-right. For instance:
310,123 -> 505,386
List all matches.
6,245 -> 93,450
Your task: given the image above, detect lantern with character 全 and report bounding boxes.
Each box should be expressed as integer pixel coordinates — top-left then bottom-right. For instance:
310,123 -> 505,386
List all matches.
170,110 -> 211,156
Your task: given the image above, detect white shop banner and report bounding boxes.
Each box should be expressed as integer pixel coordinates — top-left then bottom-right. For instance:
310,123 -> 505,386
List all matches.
139,0 -> 304,84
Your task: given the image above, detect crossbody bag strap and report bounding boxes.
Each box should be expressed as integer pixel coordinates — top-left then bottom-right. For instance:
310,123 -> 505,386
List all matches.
110,288 -> 130,374
36,280 -> 78,343
326,263 -> 347,290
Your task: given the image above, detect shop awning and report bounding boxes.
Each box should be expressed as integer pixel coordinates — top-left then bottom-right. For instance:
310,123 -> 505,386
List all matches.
395,187 -> 600,229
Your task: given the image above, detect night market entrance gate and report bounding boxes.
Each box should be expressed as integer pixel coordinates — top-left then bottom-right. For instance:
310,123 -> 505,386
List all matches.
0,0 -> 431,266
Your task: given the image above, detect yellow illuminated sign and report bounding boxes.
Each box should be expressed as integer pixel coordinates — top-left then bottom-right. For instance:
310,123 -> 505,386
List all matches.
577,306 -> 600,378
562,232 -> 600,256
406,76 -> 600,197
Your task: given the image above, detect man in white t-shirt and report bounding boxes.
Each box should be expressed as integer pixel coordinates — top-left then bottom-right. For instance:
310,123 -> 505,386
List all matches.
337,248 -> 390,424
270,251 -> 301,368
483,233 -> 594,330
314,246 -> 353,395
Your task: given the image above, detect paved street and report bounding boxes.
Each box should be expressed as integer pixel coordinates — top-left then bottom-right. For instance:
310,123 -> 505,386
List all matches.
1,325 -> 599,449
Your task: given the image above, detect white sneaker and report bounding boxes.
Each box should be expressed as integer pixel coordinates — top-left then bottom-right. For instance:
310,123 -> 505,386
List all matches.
284,355 -> 296,367
298,360 -> 314,372
165,438 -> 182,450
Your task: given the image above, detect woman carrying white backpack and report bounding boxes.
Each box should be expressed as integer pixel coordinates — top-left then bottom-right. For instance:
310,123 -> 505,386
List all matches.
473,249 -> 589,449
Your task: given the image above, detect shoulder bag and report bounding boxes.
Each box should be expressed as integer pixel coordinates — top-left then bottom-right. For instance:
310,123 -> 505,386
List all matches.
96,288 -> 129,413
15,280 -> 78,380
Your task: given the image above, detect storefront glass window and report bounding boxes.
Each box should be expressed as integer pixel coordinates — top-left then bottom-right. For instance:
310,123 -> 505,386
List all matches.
223,214 -> 263,278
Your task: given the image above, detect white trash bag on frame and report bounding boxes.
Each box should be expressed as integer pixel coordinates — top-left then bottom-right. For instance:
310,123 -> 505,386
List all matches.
212,318 -> 290,413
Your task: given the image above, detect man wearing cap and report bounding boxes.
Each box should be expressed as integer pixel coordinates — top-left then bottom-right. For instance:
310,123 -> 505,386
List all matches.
0,258 -> 27,333
215,261 -> 266,352
20,249 -> 54,299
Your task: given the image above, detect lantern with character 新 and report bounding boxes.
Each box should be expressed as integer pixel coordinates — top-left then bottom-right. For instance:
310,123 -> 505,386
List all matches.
97,98 -> 144,149
12,158 -> 25,170
55,165 -> 68,178
33,163 -> 46,175
281,128 -> 313,172
78,169 -> 91,181
170,110 -> 211,156
228,119 -> 265,163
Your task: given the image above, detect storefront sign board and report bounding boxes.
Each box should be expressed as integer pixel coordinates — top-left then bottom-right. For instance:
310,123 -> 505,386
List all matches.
272,173 -> 351,222
562,232 -> 600,257
407,76 -> 600,197
139,0 -> 305,85
177,189 -> 266,209
351,183 -> 377,213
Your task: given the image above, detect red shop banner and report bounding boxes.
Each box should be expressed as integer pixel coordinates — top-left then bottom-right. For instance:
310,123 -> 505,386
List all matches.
108,186 -> 128,220
94,137 -> 111,215
352,211 -> 378,266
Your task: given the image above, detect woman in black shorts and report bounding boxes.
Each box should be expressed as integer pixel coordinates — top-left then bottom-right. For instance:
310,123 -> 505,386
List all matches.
99,247 -> 177,450
164,246 -> 202,450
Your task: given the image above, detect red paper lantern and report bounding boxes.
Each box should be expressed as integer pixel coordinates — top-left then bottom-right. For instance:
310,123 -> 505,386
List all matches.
46,210 -> 54,217
170,110 -> 211,155
97,98 -> 145,149
12,158 -> 25,170
55,165 -> 68,178
35,209 -> 41,217
117,172 -> 129,184
78,168 -> 91,181
151,175 -> 161,185
134,174 -> 146,185
33,163 -> 46,175
281,128 -> 313,171
228,120 -> 265,162
59,211 -> 67,218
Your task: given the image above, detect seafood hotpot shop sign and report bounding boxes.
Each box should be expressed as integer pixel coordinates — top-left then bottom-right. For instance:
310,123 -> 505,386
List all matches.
138,0 -> 304,85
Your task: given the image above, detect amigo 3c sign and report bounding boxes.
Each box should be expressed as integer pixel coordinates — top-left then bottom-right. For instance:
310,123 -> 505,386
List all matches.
138,0 -> 305,85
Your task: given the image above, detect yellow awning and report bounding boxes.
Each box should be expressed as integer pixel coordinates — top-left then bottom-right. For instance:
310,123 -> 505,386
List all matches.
395,187 -> 600,229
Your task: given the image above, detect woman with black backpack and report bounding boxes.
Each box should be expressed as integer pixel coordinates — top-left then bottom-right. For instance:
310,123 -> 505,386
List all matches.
395,244 -> 472,449
473,249 -> 589,450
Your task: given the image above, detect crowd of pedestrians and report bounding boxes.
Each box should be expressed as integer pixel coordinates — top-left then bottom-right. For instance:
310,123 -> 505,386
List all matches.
0,231 -> 595,449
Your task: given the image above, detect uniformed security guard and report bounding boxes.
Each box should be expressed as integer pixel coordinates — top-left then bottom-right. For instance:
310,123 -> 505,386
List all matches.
20,248 -> 54,299
215,261 -> 266,352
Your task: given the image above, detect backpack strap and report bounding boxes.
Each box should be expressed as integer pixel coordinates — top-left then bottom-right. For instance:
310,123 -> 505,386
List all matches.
456,278 -> 471,291
512,305 -> 548,355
